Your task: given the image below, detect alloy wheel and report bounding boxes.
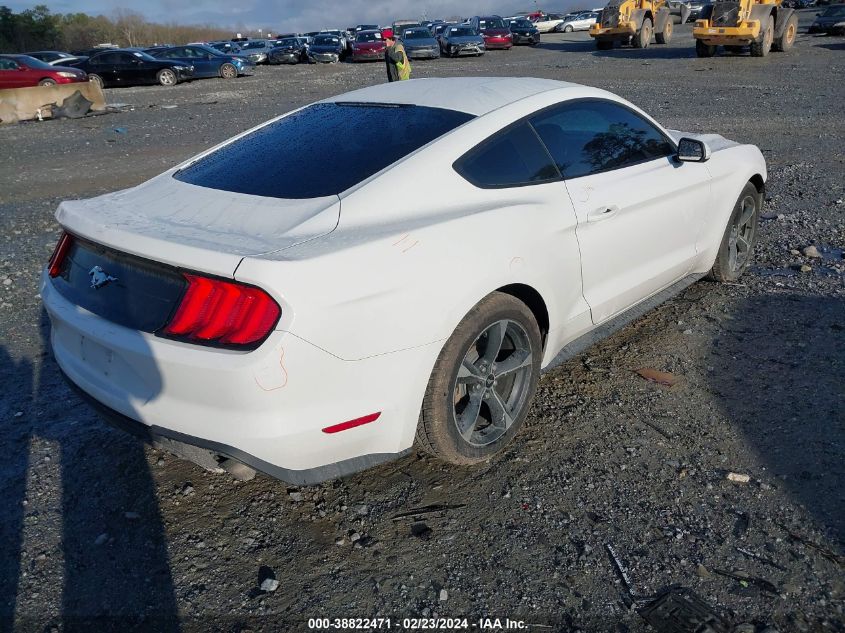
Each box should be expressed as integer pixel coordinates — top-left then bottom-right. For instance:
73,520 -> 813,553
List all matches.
728,195 -> 756,272
452,319 -> 534,447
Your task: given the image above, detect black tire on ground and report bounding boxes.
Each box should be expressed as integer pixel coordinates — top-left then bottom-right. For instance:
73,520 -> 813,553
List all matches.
88,74 -> 103,88
725,45 -> 745,53
773,12 -> 798,51
708,182 -> 761,283
696,39 -> 717,56
750,15 -> 774,56
157,68 -> 177,86
220,63 -> 237,78
596,38 -> 614,50
38,78 -> 56,86
415,292 -> 542,465
656,19 -> 672,44
634,18 -> 653,48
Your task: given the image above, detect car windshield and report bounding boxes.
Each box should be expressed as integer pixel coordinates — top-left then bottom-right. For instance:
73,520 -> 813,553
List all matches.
449,27 -> 475,36
356,32 -> 383,42
174,103 -> 475,199
511,19 -> 533,27
314,36 -> 339,45
479,18 -> 506,29
823,6 -> 845,17
241,41 -> 267,49
404,29 -> 431,39
13,55 -> 54,69
277,39 -> 299,47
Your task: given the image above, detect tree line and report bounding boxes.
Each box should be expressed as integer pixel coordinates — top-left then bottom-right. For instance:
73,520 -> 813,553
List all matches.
0,5 -> 244,53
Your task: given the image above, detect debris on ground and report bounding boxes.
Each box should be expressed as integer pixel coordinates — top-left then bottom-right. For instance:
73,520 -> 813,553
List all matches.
726,472 -> 751,484
638,587 -> 730,633
711,569 -> 780,595
735,547 -> 787,572
635,368 -> 680,387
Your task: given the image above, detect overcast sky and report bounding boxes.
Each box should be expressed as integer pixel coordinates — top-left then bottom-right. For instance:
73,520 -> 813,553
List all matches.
5,1 -> 587,32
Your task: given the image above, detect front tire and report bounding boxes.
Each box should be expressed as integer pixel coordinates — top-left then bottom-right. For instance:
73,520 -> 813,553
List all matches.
656,19 -> 672,44
416,293 -> 542,465
634,19 -> 653,48
157,68 -> 177,86
773,13 -> 798,51
750,15 -> 774,56
696,39 -> 717,56
564,24 -> 574,32
708,182 -> 761,282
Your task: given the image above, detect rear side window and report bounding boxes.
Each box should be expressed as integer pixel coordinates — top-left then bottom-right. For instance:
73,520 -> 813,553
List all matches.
530,99 -> 675,179
174,103 -> 474,199
454,121 -> 560,188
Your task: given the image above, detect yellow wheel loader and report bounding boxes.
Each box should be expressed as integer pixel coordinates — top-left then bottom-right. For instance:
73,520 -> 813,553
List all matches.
590,0 -> 690,50
692,0 -> 798,57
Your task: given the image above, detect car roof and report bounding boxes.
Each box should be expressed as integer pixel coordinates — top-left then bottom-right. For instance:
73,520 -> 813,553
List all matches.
322,77 -> 581,117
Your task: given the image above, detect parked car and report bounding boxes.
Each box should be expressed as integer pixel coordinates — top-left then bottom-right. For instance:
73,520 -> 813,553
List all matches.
232,40 -> 275,64
401,26 -> 441,58
73,50 -> 193,88
268,38 -> 310,64
557,11 -> 600,32
687,1 -> 709,21
319,30 -> 351,53
0,54 -> 88,88
153,45 -> 252,78
24,51 -> 85,66
308,34 -> 344,63
508,17 -> 542,44
439,25 -> 486,56
433,22 -> 456,37
42,77 -> 766,484
534,13 -> 566,32
350,30 -> 387,62
809,4 -> 845,33
393,21 -> 422,38
468,16 -> 514,49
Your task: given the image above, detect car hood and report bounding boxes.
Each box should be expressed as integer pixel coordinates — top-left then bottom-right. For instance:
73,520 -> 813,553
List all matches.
353,42 -> 385,50
54,173 -> 341,278
404,38 -> 438,46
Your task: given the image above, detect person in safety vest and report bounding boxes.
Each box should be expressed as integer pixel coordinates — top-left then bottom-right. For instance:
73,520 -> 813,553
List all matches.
384,34 -> 411,82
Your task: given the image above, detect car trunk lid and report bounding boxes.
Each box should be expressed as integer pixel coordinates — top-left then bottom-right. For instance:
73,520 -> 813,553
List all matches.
55,173 -> 340,279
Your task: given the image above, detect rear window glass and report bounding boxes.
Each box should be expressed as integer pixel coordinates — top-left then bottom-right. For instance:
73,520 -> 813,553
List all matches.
174,103 -> 474,199
454,121 -> 560,188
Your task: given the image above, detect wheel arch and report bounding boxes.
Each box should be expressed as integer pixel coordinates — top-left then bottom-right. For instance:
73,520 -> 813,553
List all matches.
749,173 -> 765,196
495,283 -> 550,347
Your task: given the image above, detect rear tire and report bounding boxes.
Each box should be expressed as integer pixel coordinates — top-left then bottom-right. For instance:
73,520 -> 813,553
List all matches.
708,182 -> 761,282
596,39 -> 614,50
564,24 -> 574,32
416,293 -> 542,465
695,39 -> 717,56
634,19 -> 653,48
656,19 -> 672,44
750,15 -> 774,56
38,78 -> 56,86
220,63 -> 237,78
772,13 -> 798,51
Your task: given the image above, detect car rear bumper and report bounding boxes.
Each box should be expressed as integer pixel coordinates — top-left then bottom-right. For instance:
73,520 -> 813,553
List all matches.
42,272 -> 436,483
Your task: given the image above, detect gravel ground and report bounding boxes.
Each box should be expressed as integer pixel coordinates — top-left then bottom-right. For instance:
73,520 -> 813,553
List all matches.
0,15 -> 843,633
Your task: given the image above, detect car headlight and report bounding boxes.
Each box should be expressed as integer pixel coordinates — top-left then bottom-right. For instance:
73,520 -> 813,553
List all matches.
57,71 -> 78,78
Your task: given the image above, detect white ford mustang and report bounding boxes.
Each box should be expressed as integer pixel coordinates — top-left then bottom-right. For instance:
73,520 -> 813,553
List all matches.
42,77 -> 765,484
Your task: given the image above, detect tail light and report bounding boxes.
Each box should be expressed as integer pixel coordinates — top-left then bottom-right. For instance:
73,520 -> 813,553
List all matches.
48,231 -> 73,277
161,273 -> 281,349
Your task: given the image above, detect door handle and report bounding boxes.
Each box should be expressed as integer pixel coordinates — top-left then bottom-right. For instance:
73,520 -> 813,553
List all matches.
587,204 -> 620,223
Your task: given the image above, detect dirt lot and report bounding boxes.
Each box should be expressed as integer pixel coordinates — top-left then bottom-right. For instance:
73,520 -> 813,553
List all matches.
1,15 -> 843,632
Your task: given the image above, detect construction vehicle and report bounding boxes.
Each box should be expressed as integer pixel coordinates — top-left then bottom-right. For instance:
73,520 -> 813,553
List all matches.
589,0 -> 689,49
692,0 -> 797,57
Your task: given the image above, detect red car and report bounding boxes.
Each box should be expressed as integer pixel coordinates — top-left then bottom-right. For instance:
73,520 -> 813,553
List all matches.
468,16 -> 514,50
0,54 -> 88,89
351,30 -> 387,61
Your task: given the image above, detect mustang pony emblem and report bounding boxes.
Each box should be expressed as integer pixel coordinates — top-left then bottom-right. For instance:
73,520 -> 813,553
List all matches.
88,266 -> 118,289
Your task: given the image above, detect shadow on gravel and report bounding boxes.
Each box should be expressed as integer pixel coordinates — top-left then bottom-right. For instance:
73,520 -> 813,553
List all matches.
0,309 -> 180,631
706,294 -> 845,546
814,41 -> 845,51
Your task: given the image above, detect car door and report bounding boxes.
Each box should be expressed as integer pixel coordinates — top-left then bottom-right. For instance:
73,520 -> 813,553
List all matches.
530,98 -> 711,324
188,47 -> 215,77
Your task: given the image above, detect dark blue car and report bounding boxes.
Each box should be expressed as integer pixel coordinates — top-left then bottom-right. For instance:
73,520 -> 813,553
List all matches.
153,45 -> 253,79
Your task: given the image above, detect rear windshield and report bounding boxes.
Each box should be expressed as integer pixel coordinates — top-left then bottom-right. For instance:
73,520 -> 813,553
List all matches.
174,103 -> 474,199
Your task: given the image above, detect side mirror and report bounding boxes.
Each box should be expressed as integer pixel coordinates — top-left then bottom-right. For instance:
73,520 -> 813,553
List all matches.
675,137 -> 711,163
